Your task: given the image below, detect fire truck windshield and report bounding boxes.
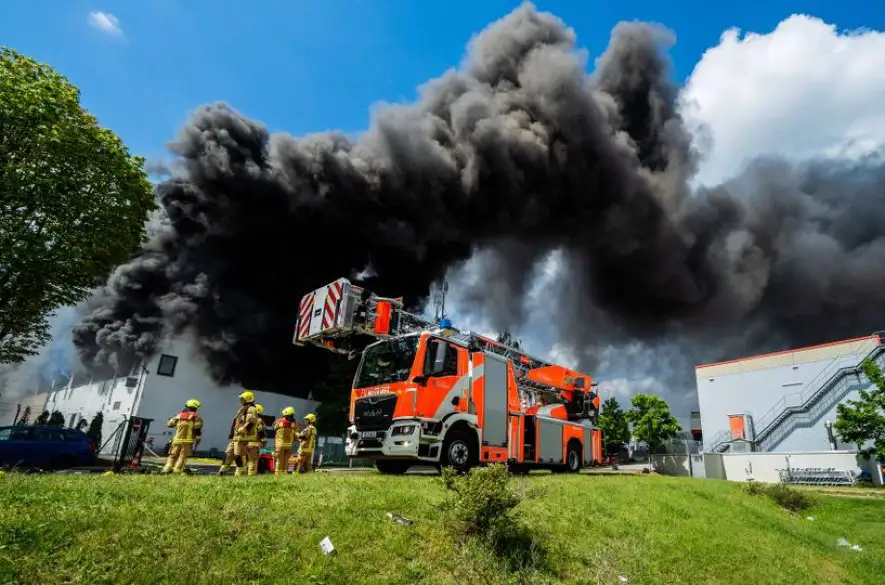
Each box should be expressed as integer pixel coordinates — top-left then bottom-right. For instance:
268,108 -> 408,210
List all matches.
354,335 -> 420,388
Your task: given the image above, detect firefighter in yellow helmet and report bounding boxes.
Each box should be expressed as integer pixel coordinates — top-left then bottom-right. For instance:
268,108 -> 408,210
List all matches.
247,404 -> 267,475
162,399 -> 203,474
295,413 -> 317,473
273,406 -> 300,475
232,390 -> 260,476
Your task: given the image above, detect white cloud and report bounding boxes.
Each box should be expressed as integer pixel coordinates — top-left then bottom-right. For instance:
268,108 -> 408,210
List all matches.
88,11 -> 124,37
680,15 -> 885,187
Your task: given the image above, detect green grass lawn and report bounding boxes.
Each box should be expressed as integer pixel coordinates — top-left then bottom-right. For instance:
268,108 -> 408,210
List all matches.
0,472 -> 882,585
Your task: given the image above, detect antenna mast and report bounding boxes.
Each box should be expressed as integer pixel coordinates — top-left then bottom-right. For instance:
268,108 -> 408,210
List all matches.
434,281 -> 449,324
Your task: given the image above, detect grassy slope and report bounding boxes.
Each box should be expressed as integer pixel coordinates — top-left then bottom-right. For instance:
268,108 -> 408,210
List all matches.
0,473 -> 882,585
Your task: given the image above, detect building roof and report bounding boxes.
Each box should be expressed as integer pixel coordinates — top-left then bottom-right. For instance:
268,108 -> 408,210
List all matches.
695,334 -> 881,378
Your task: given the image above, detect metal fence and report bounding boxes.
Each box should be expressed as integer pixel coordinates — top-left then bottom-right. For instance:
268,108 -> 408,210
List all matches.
777,467 -> 858,486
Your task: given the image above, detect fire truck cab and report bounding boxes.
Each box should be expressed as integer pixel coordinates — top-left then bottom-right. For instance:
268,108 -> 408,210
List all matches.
294,278 -> 603,474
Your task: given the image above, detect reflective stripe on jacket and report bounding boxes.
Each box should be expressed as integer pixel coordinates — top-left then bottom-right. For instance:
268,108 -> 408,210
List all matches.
273,418 -> 299,449
167,411 -> 203,444
298,424 -> 317,454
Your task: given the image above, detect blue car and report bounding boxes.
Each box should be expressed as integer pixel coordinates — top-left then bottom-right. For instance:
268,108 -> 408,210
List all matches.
0,425 -> 97,470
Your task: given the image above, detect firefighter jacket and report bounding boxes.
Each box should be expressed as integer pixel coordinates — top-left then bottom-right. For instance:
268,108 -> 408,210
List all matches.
298,424 -> 317,454
233,404 -> 259,442
167,410 -> 203,445
249,417 -> 267,449
273,418 -> 300,449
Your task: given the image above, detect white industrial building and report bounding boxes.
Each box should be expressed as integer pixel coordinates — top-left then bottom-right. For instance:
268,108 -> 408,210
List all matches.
33,337 -> 320,456
696,333 -> 882,454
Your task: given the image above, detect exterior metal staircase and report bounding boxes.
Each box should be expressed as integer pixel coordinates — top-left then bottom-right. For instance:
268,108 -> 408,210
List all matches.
706,339 -> 885,453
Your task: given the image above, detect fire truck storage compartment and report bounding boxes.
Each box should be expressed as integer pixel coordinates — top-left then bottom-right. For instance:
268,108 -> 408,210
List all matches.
524,415 -> 537,460
482,352 -> 509,448
583,425 -> 593,465
539,419 -> 564,464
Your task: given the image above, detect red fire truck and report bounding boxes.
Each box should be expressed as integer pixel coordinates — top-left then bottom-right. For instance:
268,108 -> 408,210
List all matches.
294,277 -> 603,474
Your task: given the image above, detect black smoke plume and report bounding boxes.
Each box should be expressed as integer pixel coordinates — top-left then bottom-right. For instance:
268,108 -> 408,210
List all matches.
71,3 -> 885,408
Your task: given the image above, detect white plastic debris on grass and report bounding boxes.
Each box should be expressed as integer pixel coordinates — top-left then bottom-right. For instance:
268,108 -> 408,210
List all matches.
320,536 -> 336,555
386,512 -> 415,526
805,516 -> 814,521
837,538 -> 863,552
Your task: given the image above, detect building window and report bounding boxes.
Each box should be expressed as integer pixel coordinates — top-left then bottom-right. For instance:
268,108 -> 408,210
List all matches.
157,354 -> 178,377
112,401 -> 121,411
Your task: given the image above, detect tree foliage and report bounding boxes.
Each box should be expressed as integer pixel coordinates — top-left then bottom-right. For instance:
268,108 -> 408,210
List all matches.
597,397 -> 630,456
0,48 -> 155,364
834,358 -> 885,462
314,357 -> 359,435
627,393 -> 682,452
15,405 -> 30,425
86,411 -> 103,447
34,410 -> 49,425
48,410 -> 65,427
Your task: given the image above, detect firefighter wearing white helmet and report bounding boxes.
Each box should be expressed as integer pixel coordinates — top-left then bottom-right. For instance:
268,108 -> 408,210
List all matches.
272,406 -> 299,475
161,399 -> 203,474
296,413 -> 318,473
231,390 -> 260,476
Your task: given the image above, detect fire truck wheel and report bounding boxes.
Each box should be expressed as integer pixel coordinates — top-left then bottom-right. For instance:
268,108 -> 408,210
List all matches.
375,460 -> 410,475
565,442 -> 581,473
441,429 -> 476,474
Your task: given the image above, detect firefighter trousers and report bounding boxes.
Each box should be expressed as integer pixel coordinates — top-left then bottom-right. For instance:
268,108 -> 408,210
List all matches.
275,448 -> 293,475
218,441 -> 236,473
233,441 -> 259,476
163,443 -> 194,473
295,451 -> 313,473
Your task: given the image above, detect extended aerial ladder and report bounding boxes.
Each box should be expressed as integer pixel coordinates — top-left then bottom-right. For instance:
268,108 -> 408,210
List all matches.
293,277 -> 600,421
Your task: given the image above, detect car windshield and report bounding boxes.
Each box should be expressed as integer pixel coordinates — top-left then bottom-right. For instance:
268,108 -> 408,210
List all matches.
354,335 -> 420,388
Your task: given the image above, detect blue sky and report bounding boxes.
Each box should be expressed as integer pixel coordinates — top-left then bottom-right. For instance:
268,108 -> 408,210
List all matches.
1,0 -> 881,165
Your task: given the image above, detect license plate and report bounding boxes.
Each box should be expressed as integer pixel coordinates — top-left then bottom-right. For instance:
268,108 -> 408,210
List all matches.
361,431 -> 378,439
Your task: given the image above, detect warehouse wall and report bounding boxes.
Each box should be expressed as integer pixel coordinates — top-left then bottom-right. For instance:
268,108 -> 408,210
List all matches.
0,392 -> 50,426
135,338 -> 320,454
701,451 -> 882,485
37,336 -> 321,456
696,336 -> 878,452
43,374 -> 144,454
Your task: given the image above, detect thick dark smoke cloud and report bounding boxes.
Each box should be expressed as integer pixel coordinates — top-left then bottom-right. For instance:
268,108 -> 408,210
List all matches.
69,3 -> 885,407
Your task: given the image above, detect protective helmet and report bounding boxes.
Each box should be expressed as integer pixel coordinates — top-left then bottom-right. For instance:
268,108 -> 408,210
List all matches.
255,404 -> 264,415
185,399 -> 201,409
304,413 -> 317,423
239,390 -> 254,403
282,406 -> 295,417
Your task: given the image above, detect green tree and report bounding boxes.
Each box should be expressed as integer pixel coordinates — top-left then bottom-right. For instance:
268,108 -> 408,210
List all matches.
627,393 -> 682,453
15,405 -> 30,425
834,358 -> 885,462
86,411 -> 103,447
314,357 -> 359,436
0,48 -> 155,364
34,409 -> 49,425
597,397 -> 630,457
48,410 -> 64,427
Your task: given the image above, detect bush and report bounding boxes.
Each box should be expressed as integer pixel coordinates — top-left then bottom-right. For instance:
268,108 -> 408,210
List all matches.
440,464 -> 526,547
742,481 -> 812,513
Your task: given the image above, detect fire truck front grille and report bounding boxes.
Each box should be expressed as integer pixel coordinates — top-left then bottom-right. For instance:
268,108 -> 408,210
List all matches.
353,394 -> 397,431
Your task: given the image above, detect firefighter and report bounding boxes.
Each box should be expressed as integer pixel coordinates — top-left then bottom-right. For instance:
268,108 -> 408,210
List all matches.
273,407 -> 299,475
248,404 -> 267,474
295,413 -> 317,473
232,390 -> 260,476
162,399 -> 203,474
